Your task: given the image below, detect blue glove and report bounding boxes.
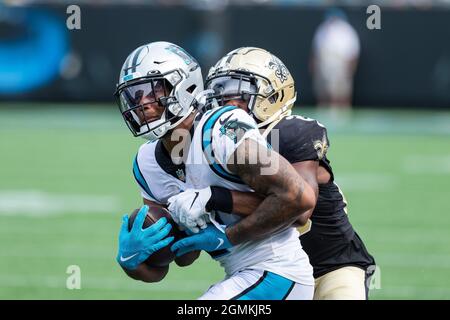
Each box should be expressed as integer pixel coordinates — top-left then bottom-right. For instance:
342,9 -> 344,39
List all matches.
116,205 -> 174,270
170,224 -> 232,257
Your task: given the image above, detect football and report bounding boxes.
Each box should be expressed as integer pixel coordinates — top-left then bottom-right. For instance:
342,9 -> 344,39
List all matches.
128,204 -> 185,267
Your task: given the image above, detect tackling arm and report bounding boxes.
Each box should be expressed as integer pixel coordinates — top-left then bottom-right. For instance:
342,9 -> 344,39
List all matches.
225,138 -> 316,245
289,161 -> 319,226
223,161 -> 318,226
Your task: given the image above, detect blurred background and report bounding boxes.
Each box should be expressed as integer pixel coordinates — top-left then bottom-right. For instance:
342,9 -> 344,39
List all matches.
0,0 -> 449,299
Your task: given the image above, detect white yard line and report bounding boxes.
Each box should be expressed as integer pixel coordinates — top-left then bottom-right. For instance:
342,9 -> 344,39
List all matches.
370,285 -> 450,299
0,274 -> 212,294
0,190 -> 120,216
1,274 -> 449,299
374,252 -> 450,269
334,173 -> 397,191
403,155 -> 450,174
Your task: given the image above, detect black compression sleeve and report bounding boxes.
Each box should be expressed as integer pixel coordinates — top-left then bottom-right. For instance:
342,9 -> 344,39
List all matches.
206,186 -> 233,213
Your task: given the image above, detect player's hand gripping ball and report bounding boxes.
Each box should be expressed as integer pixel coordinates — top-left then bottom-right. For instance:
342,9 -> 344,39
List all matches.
117,205 -> 185,270
127,205 -> 185,268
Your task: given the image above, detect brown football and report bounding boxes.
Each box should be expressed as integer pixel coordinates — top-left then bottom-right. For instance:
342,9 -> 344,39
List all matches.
128,205 -> 185,267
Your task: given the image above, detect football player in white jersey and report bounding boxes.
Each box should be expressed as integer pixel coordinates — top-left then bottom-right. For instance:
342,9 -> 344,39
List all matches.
114,41 -> 205,282
114,42 -> 317,299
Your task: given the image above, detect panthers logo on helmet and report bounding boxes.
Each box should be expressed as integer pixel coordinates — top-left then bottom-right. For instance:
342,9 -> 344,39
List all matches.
165,44 -> 198,69
268,55 -> 289,83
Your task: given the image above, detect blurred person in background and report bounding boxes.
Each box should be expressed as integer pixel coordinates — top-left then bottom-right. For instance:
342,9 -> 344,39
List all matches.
310,8 -> 360,109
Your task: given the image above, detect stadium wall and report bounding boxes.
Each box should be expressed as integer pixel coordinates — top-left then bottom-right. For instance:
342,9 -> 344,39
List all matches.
0,5 -> 449,109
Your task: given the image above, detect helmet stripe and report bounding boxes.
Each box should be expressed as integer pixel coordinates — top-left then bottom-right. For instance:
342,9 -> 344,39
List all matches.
123,54 -> 133,75
130,46 -> 146,74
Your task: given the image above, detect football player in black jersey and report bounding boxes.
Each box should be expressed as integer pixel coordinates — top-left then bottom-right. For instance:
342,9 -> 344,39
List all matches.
196,47 -> 376,299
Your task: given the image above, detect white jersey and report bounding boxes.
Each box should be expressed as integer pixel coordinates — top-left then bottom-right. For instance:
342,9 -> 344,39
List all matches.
133,106 -> 313,286
133,139 -> 187,205
185,105 -> 313,285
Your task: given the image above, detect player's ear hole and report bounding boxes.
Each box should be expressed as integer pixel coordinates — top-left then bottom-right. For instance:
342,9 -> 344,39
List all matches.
187,84 -> 196,93
268,93 -> 279,104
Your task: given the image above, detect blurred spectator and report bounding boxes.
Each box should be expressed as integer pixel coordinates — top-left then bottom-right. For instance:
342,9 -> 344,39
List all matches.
310,8 -> 360,109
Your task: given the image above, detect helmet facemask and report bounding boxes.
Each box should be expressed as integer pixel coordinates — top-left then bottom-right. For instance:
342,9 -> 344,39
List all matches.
205,72 -> 270,116
206,70 -> 295,128
114,71 -> 188,141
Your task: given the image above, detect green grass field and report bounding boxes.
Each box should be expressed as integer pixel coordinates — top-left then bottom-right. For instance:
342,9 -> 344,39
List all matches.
1,104 -> 449,299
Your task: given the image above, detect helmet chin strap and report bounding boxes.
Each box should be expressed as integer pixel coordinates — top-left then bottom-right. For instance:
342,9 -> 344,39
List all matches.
137,106 -> 178,141
140,88 -> 211,141
140,119 -> 170,142
256,94 -> 297,129
194,88 -> 216,113
167,88 -> 213,129
195,89 -> 215,106
168,105 -> 195,130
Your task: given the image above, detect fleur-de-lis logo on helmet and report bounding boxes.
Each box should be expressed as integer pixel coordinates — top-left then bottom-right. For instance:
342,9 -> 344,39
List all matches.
268,55 -> 289,83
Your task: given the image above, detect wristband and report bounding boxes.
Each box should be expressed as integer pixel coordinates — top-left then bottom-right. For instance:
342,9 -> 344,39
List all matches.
206,186 -> 233,213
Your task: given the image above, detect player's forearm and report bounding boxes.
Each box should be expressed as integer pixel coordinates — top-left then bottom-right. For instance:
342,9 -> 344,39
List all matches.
292,207 -> 314,227
211,188 -> 310,225
229,191 -> 263,216
122,263 -> 168,283
205,187 -> 262,216
230,189 -> 312,226
174,250 -> 201,267
226,191 -> 302,244
227,151 -> 315,244
290,161 -> 320,227
227,171 -> 316,243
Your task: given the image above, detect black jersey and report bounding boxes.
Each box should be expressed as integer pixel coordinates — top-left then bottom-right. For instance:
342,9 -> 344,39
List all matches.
266,115 -> 375,278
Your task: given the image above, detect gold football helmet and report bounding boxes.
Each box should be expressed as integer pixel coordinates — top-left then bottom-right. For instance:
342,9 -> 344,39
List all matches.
206,47 -> 296,127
